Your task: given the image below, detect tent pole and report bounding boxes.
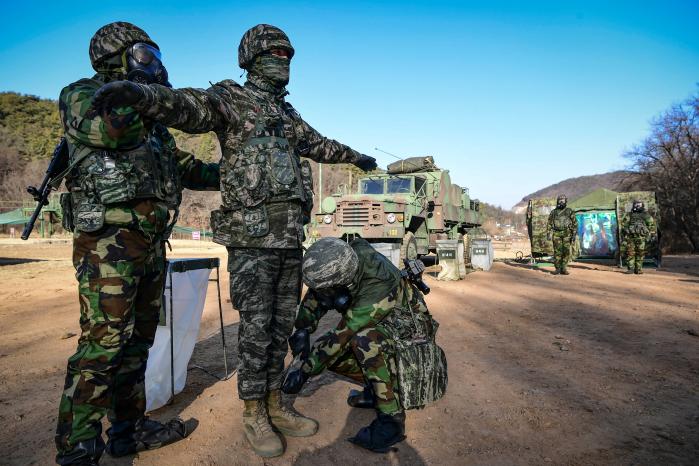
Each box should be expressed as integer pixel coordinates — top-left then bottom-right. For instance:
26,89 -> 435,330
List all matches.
169,266 -> 175,404
215,264 -> 229,379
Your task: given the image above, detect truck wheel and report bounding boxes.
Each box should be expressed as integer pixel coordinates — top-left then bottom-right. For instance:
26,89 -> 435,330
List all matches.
400,232 -> 418,262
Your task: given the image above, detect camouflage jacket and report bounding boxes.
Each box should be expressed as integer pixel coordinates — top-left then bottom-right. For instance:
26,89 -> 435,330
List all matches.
132,77 -> 362,248
59,73 -> 220,236
296,239 -> 412,376
623,211 -> 655,238
547,206 -> 577,236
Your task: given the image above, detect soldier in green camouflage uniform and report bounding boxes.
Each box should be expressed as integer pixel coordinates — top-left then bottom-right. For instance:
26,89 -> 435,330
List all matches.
546,195 -> 578,275
92,24 -> 377,457
282,237 -> 433,452
55,22 -> 220,466
622,200 -> 656,274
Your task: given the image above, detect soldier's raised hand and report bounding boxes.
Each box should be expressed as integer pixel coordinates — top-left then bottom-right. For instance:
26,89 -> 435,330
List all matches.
353,154 -> 378,172
92,81 -> 146,114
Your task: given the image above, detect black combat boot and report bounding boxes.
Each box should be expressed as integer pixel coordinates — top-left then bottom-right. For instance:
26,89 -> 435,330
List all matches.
348,411 -> 406,453
347,384 -> 376,409
56,437 -> 105,466
106,417 -> 190,457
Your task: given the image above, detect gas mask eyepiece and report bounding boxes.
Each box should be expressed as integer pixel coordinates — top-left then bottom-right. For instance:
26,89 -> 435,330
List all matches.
315,286 -> 352,313
123,42 -> 171,87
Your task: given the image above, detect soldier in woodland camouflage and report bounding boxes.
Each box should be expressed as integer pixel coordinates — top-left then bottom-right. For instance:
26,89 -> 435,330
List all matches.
55,22 -> 219,466
546,195 -> 578,275
622,200 -> 656,274
92,24 -> 377,457
282,238 -> 445,453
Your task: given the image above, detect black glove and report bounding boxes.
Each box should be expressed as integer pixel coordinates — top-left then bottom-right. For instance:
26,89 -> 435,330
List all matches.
353,154 -> 377,172
92,81 -> 146,115
288,329 -> 310,360
282,369 -> 309,394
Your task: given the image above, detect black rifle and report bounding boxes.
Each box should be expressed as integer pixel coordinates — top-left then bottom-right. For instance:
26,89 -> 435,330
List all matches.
21,138 -> 69,240
402,258 -> 430,295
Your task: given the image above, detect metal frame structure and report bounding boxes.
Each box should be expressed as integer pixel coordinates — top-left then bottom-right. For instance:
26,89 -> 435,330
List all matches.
164,257 -> 231,404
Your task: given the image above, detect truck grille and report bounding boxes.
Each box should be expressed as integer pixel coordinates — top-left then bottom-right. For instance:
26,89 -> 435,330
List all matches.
341,206 -> 369,226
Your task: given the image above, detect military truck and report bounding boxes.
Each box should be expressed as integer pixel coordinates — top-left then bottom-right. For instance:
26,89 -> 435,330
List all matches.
308,156 -> 482,260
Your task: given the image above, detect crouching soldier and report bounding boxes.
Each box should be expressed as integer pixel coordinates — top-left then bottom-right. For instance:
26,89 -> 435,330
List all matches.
282,238 -> 447,453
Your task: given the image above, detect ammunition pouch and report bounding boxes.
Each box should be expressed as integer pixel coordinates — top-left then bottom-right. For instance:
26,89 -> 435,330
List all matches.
60,192 -> 75,232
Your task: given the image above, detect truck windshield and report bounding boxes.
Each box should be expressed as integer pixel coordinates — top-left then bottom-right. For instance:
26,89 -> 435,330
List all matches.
360,179 -> 384,194
387,177 -> 412,194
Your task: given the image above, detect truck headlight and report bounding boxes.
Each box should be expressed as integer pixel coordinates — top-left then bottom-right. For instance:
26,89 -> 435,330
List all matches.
323,214 -> 333,224
387,213 -> 396,224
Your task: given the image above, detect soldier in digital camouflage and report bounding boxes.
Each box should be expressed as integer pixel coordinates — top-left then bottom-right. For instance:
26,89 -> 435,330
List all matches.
91,24 -> 377,457
621,199 -> 656,274
281,238 -> 444,453
546,194 -> 578,275
54,22 -> 220,466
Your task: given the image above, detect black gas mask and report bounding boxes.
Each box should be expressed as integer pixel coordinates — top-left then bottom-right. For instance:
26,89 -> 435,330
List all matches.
557,196 -> 567,209
632,201 -> 644,213
123,42 -> 171,87
314,286 -> 352,313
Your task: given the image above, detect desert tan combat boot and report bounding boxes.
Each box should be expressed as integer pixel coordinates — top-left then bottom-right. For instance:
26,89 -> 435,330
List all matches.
242,399 -> 283,457
266,389 -> 319,437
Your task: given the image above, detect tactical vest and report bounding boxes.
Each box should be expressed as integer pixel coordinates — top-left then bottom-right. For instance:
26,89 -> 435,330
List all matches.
214,84 -> 314,244
551,208 -> 573,231
65,125 -> 181,232
626,212 -> 650,237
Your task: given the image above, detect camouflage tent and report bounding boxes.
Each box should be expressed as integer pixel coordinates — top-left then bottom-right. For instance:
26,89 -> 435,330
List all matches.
527,189 -> 660,265
526,197 -> 556,257
569,189 -> 619,259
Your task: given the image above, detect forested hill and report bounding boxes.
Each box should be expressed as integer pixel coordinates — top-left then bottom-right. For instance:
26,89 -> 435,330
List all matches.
0,91 -> 221,162
512,170 -> 637,211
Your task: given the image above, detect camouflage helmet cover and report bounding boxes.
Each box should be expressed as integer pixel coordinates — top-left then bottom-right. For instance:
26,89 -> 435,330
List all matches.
238,24 -> 295,69
302,238 -> 359,290
89,21 -> 158,71
556,194 -> 568,202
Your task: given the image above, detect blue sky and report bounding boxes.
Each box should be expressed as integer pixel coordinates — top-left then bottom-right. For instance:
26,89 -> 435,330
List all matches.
1,1 -> 698,208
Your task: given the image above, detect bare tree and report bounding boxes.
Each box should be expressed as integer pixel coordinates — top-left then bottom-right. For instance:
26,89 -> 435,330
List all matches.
625,93 -> 699,252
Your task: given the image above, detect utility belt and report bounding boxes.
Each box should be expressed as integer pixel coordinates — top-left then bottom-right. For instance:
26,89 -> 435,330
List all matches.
210,200 -> 305,247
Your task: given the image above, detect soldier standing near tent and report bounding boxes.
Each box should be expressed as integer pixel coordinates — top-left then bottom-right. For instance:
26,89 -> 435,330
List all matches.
621,199 -> 656,274
55,22 -> 220,466
546,194 -> 578,275
282,237 -> 447,453
91,24 -> 377,457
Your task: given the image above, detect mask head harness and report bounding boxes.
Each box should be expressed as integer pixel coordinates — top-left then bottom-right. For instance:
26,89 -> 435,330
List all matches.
122,42 -> 171,87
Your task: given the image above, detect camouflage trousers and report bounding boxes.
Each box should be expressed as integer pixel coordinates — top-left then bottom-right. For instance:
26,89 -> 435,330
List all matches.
228,248 -> 302,400
551,233 -> 574,271
625,236 -> 647,272
56,225 -> 165,453
328,327 -> 402,415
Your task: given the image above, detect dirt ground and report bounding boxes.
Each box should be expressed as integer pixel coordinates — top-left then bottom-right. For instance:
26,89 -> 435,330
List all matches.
0,238 -> 698,466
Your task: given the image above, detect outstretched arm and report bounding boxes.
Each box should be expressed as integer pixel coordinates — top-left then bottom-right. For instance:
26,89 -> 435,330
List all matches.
92,81 -> 239,134
295,114 -> 377,171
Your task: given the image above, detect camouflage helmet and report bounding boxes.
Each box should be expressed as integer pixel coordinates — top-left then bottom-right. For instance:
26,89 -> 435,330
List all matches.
238,24 -> 295,69
302,238 -> 358,290
89,21 -> 158,71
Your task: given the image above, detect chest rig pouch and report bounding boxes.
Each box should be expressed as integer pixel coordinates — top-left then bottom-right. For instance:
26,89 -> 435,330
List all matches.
627,214 -> 650,237
219,97 -> 307,238
67,129 -> 180,233
552,209 -> 572,231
